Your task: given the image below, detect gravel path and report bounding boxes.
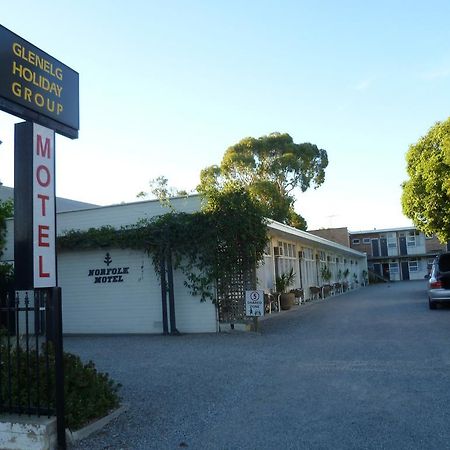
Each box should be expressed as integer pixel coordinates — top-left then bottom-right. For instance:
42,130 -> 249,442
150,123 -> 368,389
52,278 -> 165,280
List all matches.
65,281 -> 450,449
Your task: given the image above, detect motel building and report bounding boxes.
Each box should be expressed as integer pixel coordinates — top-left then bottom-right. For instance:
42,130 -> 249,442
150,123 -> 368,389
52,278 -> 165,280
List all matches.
0,186 -> 368,334
348,227 -> 448,281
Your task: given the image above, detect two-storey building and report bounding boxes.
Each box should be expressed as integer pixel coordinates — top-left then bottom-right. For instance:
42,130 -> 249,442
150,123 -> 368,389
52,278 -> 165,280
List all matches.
349,227 -> 448,281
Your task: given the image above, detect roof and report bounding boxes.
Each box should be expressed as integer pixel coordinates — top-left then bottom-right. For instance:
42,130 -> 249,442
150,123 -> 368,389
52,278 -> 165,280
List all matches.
0,185 -> 98,213
349,226 -> 416,235
268,220 -> 366,258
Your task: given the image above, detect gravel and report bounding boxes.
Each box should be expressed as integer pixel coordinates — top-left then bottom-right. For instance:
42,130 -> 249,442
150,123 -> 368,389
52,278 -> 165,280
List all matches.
66,281 -> 450,449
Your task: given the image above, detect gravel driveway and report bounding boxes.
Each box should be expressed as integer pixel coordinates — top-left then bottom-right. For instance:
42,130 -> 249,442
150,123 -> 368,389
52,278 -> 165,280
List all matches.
66,281 -> 450,449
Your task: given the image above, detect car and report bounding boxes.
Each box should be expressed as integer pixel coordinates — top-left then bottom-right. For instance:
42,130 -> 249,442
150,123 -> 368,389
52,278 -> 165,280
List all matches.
428,252 -> 450,309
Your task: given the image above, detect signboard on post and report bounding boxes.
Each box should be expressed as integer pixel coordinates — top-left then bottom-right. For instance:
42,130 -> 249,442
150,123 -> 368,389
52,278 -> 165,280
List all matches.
0,24 -> 79,139
2,24 -> 77,449
245,290 -> 265,317
14,122 -> 56,288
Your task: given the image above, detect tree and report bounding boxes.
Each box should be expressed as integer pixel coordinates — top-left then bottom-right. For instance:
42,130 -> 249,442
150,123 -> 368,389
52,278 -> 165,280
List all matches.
402,117 -> 450,242
198,132 -> 328,229
137,176 -> 189,205
0,198 -> 13,258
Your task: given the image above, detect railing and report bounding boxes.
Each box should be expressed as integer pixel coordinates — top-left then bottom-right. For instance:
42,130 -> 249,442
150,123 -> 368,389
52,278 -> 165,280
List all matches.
0,287 -> 66,449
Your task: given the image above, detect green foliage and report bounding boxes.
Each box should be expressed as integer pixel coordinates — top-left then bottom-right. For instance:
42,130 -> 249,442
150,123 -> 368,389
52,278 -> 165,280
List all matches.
59,187 -> 268,302
137,175 -> 190,206
320,265 -> 332,282
0,343 -> 120,430
275,268 -> 296,293
362,270 -> 368,284
0,263 -> 13,294
198,132 -> 328,230
0,199 -> 13,258
402,117 -> 450,242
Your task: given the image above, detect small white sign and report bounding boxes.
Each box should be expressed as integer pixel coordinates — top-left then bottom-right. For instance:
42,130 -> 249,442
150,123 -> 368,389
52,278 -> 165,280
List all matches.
245,290 -> 264,317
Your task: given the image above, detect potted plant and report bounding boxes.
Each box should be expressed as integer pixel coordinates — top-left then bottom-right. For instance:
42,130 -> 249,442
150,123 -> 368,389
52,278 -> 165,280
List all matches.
343,268 -> 350,291
275,268 -> 296,310
362,270 -> 368,286
320,265 -> 333,297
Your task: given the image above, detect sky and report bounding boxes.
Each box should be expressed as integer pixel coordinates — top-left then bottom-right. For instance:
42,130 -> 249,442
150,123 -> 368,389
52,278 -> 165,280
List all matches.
0,0 -> 449,231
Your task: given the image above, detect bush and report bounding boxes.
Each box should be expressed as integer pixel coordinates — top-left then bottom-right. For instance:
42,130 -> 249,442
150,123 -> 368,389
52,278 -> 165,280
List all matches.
0,342 -> 121,430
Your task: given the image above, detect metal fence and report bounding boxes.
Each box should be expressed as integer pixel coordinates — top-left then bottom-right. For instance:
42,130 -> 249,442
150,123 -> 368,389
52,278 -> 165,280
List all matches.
0,287 -> 66,448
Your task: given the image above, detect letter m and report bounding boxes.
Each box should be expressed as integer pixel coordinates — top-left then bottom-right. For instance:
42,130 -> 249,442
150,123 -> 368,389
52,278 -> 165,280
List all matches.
37,134 -> 51,159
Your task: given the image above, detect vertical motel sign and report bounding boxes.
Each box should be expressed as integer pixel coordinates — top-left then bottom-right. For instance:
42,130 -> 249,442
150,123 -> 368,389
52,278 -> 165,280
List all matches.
0,24 -> 79,289
14,123 -> 57,287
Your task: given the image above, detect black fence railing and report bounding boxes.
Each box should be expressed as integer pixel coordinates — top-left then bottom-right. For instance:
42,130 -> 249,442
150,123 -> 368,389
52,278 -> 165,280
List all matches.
0,287 -> 66,448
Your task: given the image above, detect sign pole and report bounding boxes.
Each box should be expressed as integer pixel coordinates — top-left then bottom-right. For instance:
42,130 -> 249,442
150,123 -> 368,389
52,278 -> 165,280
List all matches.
1,23 -> 79,450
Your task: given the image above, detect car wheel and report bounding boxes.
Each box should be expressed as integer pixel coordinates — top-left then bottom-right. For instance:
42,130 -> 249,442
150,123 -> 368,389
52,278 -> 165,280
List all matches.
429,299 -> 437,310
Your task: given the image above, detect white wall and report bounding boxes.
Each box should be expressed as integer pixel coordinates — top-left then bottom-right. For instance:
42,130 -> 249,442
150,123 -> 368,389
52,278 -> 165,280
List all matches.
59,248 -> 217,334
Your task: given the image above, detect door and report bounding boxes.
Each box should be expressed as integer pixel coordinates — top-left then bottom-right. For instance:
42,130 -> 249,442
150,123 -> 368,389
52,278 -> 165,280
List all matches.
401,262 -> 410,280
382,263 -> 390,280
372,239 -> 380,257
380,238 -> 388,257
373,263 -> 382,277
399,237 -> 407,255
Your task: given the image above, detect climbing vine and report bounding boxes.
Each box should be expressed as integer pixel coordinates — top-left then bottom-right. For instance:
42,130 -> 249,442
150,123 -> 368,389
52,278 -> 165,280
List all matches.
58,187 -> 268,301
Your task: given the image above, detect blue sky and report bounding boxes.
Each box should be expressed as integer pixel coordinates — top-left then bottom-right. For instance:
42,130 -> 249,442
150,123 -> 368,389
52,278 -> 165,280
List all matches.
0,0 -> 449,230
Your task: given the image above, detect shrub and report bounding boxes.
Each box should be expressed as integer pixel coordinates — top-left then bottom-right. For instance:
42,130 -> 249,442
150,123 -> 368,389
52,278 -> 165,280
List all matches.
0,342 -> 121,430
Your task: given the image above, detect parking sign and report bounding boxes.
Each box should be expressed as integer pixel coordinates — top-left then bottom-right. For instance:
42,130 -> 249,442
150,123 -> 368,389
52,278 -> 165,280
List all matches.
245,290 -> 264,317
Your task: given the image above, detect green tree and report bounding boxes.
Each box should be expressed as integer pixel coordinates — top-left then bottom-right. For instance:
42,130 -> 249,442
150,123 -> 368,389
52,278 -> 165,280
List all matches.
0,198 -> 13,259
402,117 -> 450,242
198,132 -> 328,230
137,175 -> 189,205
0,199 -> 14,289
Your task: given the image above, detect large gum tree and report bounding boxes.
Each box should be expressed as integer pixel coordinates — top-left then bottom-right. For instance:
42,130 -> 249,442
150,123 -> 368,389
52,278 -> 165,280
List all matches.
198,132 -> 328,230
402,117 -> 450,242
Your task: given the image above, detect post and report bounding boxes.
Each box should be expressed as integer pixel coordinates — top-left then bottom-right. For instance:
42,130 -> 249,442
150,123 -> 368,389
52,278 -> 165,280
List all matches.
49,287 -> 66,450
159,251 -> 169,335
166,248 -> 179,335
14,122 -> 34,291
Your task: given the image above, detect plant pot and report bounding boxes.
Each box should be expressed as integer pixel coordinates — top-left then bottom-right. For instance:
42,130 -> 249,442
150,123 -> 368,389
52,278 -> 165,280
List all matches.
280,292 -> 294,310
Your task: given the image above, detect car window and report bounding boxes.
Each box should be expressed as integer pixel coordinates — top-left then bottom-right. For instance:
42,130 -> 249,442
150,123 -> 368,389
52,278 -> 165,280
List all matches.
439,254 -> 450,272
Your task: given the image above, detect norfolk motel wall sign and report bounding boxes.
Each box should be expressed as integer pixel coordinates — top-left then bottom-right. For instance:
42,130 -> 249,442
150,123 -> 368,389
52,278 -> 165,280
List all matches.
88,253 -> 131,284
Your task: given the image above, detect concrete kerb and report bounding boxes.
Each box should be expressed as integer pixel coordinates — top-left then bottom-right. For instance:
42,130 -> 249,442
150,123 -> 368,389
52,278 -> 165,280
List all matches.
0,404 -> 128,450
257,287 -> 361,323
219,289 -> 359,332
66,403 -> 128,445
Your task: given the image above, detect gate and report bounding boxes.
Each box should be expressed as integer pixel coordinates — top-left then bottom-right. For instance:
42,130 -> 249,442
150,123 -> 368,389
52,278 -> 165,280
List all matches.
0,287 -> 66,449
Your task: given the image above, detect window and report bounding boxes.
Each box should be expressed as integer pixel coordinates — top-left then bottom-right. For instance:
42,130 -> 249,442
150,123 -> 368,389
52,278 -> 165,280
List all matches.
264,242 -> 271,256
277,240 -> 297,277
287,243 -> 295,258
303,248 -> 313,260
352,239 -> 360,245
389,263 -> 399,274
407,230 -> 419,247
409,260 -> 419,272
387,236 -> 397,248
319,251 -> 326,262
362,238 -> 371,244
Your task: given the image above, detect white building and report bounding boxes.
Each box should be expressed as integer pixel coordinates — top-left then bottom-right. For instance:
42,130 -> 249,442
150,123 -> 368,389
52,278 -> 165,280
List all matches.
1,190 -> 368,334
